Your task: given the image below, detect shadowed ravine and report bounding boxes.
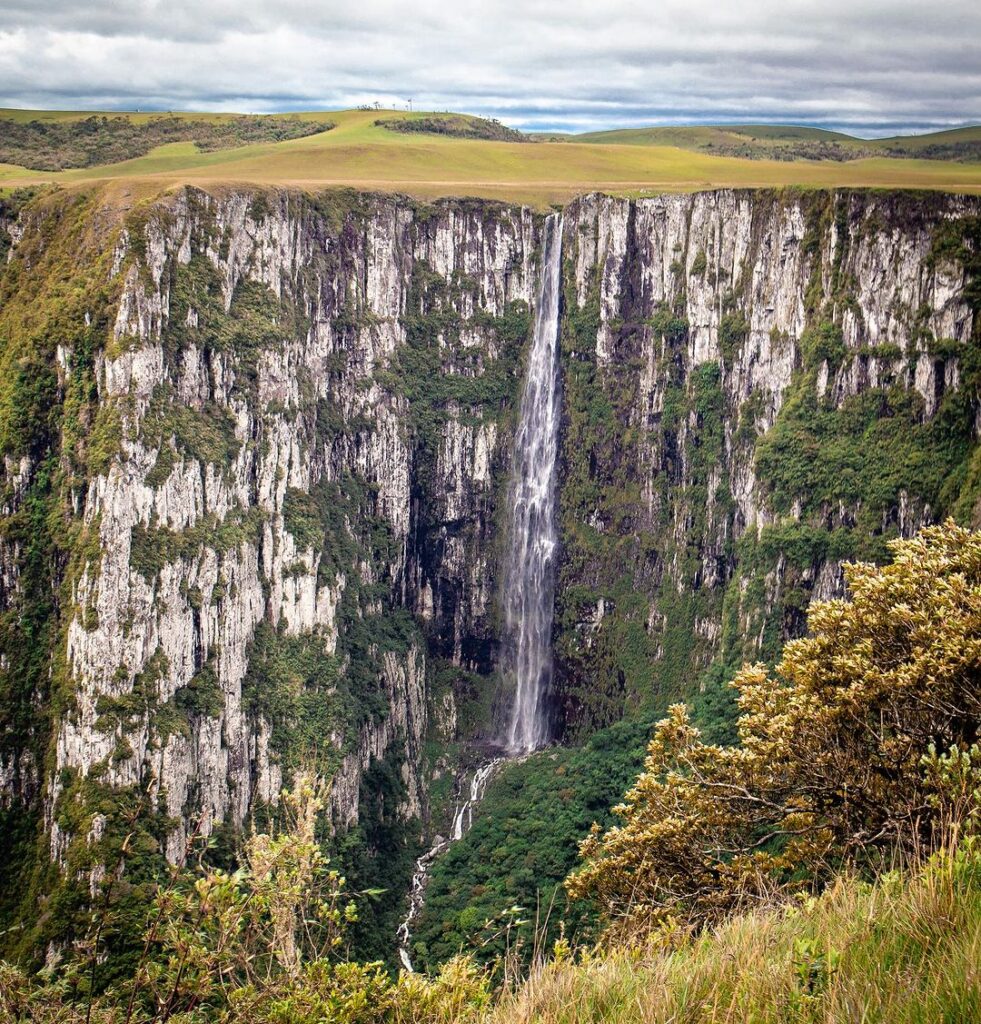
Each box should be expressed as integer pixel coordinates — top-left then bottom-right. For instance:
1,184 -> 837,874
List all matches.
397,213 -> 564,970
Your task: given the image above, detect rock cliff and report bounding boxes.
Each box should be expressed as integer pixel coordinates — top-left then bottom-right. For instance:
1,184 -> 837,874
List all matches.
0,184 -> 977,958
555,190 -> 979,739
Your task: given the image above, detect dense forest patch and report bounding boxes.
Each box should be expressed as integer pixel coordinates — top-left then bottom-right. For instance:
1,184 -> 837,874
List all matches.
0,114 -> 331,170
375,115 -> 527,143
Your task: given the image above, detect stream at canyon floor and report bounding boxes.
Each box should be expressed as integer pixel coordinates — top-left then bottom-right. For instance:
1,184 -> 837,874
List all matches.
396,213 -> 564,971
397,758 -> 506,972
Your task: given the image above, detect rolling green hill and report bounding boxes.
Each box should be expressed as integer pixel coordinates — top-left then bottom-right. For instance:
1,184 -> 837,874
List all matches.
556,123 -> 981,163
0,108 -> 979,207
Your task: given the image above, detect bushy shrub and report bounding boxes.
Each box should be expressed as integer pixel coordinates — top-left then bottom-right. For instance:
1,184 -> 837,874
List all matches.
569,521 -> 981,935
0,775 -> 498,1024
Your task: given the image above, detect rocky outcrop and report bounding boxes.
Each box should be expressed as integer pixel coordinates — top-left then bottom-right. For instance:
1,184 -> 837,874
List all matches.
0,184 -> 978,955
556,190 -> 979,735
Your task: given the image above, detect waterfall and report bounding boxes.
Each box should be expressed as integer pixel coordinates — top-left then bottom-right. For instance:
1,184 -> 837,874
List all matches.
396,215 -> 564,970
503,212 -> 563,754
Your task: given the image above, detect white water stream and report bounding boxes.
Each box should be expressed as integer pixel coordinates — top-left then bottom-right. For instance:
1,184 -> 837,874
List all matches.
397,214 -> 563,971
397,758 -> 504,972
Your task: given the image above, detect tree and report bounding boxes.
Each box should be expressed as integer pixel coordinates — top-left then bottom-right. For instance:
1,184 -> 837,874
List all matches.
568,521 -> 981,936
0,774 -> 494,1024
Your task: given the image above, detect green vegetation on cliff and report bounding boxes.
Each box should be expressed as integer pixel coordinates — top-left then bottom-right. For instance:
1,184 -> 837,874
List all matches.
1,182 -> 981,1022
3,523 -> 981,1022
0,188 -> 133,956
409,721 -> 650,970
421,192 -> 981,972
0,184 -> 550,974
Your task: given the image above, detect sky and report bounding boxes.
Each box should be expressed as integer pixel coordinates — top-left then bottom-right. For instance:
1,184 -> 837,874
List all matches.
0,0 -> 978,135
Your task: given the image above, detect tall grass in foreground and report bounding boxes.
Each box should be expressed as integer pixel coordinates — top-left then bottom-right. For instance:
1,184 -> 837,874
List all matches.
2,839 -> 978,1022
493,841 -> 981,1024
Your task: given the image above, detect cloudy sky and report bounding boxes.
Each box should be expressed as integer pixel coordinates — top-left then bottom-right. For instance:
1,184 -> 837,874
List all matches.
1,0 -> 978,134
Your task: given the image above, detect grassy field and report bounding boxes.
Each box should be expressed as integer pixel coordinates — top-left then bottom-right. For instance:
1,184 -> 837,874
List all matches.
494,844 -> 981,1024
1,108 -> 980,207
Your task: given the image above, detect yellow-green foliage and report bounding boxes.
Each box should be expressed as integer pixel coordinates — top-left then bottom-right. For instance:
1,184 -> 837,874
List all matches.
3,522 -> 981,1022
494,841 -> 981,1024
3,797 -> 980,1024
0,775 -> 493,1024
569,521 -> 981,933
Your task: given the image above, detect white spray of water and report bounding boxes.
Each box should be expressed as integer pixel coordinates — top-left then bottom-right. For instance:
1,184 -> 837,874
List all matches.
503,212 -> 563,754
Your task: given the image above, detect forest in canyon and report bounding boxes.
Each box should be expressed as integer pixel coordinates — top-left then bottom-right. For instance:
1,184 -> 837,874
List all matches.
0,176 -> 979,1022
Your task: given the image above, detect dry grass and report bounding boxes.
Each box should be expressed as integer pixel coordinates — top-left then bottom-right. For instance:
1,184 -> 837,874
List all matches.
1,109 -> 979,208
492,844 -> 981,1023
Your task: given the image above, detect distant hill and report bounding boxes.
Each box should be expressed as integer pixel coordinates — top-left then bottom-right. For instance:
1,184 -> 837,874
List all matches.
546,123 -> 981,163
0,112 -> 331,171
0,108 -> 978,206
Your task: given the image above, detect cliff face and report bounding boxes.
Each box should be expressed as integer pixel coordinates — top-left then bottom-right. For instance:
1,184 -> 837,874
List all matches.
55,191 -> 541,852
0,185 -> 978,957
555,191 -> 979,739
0,188 -> 541,951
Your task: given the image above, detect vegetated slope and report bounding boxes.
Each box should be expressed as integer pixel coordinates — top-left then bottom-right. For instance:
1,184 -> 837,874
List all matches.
374,113 -> 527,142
0,182 -> 979,982
3,524 -> 980,1024
495,846 -> 981,1024
409,189 -> 981,969
1,110 -> 980,206
566,123 -> 981,163
0,113 -> 332,170
410,720 -> 651,971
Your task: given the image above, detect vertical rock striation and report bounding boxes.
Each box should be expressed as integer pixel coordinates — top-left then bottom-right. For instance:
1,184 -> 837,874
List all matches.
556,190 -> 980,739
0,188 -> 543,952
0,184 -> 978,959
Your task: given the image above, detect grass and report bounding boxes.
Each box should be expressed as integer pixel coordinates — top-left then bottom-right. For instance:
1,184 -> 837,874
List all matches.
491,842 -> 981,1023
0,109 -> 979,208
552,124 -> 981,162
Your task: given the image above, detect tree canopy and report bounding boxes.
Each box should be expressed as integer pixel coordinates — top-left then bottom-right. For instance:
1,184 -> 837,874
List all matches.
568,520 -> 981,935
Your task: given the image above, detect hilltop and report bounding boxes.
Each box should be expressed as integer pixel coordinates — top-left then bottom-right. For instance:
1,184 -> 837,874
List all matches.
0,108 -> 979,207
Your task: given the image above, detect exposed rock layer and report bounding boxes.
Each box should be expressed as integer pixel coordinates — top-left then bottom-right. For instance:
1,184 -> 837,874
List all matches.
0,186 -> 977,953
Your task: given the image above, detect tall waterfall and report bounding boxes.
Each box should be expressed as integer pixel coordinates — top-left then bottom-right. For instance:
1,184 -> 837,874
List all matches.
395,217 -> 564,969
503,213 -> 563,754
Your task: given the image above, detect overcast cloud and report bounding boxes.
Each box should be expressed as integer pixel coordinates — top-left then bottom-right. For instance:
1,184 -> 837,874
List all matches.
1,0 -> 978,133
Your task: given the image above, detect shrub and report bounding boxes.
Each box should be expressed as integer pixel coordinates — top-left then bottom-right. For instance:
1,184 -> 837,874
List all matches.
718,311 -> 749,361
375,115 -> 526,144
569,521 -> 981,935
801,321 -> 847,371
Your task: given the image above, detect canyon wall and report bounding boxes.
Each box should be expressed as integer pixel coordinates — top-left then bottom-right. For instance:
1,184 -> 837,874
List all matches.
0,185 -> 977,957
555,190 -> 979,739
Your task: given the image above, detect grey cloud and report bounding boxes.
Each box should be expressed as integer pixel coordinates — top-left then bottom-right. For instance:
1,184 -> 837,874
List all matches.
0,0 -> 977,133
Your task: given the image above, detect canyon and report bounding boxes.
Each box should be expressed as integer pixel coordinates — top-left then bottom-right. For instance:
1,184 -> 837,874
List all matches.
0,184 -> 977,964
